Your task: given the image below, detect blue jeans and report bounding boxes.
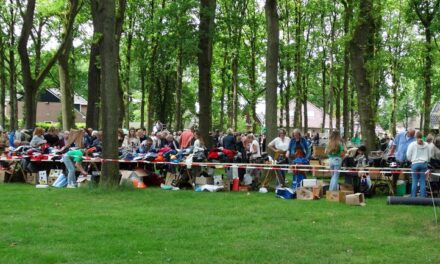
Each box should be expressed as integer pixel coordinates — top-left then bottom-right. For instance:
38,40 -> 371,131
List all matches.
411,162 -> 427,197
329,157 -> 342,191
63,156 -> 76,186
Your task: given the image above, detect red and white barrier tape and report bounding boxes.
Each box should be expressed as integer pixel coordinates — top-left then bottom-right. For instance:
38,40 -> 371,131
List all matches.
3,155 -> 439,176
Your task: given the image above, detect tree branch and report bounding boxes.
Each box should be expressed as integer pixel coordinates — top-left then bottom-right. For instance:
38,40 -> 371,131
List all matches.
35,0 -> 82,87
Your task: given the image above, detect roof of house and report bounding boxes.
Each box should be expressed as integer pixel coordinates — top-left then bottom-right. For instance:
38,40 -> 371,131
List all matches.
6,88 -> 88,106
47,88 -> 88,105
256,99 -> 338,129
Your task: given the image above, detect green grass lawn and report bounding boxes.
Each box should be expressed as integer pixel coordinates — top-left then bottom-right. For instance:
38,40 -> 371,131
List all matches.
0,184 -> 439,264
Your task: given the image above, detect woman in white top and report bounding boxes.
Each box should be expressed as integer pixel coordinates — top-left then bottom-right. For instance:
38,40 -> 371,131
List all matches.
246,133 -> 261,184
30,127 -> 47,148
193,131 -> 205,153
247,134 -> 261,161
122,127 -> 140,149
267,128 -> 290,186
267,128 -> 290,154
406,131 -> 431,197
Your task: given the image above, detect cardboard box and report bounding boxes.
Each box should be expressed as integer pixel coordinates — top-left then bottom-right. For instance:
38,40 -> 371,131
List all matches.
164,172 -> 179,186
49,169 -> 63,178
120,169 -> 149,185
39,171 -> 48,185
339,191 -> 354,203
239,185 -> 250,192
48,169 -> 63,185
313,146 -> 326,157
326,190 -> 354,202
346,193 -> 366,206
25,172 -> 38,185
339,183 -> 354,192
195,176 -> 214,185
326,191 -> 340,202
309,160 -> 320,166
77,175 -> 91,188
120,170 -> 133,185
0,169 -> 11,183
302,179 -> 318,187
297,187 -> 314,200
312,186 -> 323,199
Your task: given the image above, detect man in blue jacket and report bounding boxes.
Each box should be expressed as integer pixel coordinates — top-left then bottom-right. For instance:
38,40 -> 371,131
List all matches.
222,128 -> 236,151
286,128 -> 311,162
285,128 -> 311,189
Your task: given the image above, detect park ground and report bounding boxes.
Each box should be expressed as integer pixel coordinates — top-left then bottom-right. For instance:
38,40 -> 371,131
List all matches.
0,184 -> 439,264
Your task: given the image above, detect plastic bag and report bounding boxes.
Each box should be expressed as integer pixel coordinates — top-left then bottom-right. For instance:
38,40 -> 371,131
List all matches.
52,174 -> 67,188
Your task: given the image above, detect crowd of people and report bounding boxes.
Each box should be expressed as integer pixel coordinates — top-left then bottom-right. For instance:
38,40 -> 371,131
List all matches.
1,124 -> 439,197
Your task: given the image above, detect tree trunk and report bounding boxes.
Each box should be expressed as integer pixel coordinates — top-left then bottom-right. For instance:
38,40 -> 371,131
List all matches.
283,0 -> 291,133
175,43 -> 183,131
86,0 -> 102,130
422,27 -> 432,133
303,75 -> 308,133
231,54 -> 239,131
115,0 -> 127,128
350,0 -> 378,152
279,58 -> 285,127
198,0 -> 216,148
342,0 -> 353,139
58,1 -> 79,131
285,66 -> 291,131
58,51 -> 75,131
350,81 -> 355,137
391,70 -> 398,136
17,0 -> 37,128
412,0 -> 439,133
100,0 -> 120,187
220,43 -> 228,131
140,63 -> 146,129
328,9 -> 337,131
5,1 -> 18,131
247,13 -> 259,131
147,0 -> 158,132
0,35 -> 5,129
293,0 -> 302,129
265,0 -> 279,151
86,41 -> 101,129
335,78 -> 341,131
321,52 -> 326,133
123,7 -> 133,129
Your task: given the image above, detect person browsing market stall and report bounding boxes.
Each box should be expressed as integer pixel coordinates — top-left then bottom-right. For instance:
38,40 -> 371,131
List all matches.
63,148 -> 93,188
389,128 -> 415,192
406,131 -> 431,198
326,130 -> 347,191
268,128 -> 290,187
285,129 -> 311,188
268,128 -> 290,158
285,129 -> 311,163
